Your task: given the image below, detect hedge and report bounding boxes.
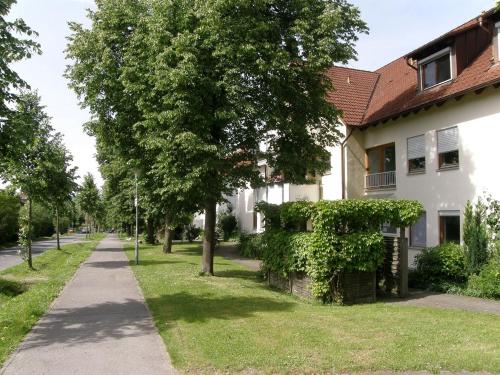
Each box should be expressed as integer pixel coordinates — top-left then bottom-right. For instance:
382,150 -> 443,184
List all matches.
256,199 -> 423,301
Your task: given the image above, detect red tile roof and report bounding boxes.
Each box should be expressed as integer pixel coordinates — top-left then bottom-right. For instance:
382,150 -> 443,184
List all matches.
325,66 -> 379,125
328,9 -> 500,127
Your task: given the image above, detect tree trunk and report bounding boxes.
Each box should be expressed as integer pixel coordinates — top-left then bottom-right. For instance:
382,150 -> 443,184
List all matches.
56,206 -> 60,250
202,200 -> 216,275
146,218 -> 155,244
27,197 -> 33,269
163,215 -> 173,253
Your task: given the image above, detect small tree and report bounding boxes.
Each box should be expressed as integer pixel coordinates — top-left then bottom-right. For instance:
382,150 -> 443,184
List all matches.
463,200 -> 489,275
44,136 -> 78,249
1,91 -> 55,268
76,173 -> 100,238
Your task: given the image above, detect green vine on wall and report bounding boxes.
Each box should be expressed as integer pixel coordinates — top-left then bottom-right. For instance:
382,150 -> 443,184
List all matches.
257,199 -> 423,302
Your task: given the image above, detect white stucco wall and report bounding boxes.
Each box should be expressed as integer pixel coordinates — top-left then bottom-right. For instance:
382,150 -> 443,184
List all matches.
348,87 -> 500,260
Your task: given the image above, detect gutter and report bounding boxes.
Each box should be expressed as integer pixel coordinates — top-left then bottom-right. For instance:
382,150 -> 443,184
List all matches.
340,127 -> 354,199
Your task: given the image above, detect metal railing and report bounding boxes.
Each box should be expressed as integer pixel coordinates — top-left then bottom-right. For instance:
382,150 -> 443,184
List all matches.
365,170 -> 396,189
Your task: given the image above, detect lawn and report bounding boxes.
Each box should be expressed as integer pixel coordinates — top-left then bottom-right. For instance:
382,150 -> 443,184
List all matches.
125,242 -> 500,375
0,235 -> 104,365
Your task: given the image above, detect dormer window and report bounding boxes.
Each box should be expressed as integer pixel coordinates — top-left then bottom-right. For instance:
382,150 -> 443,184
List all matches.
418,47 -> 452,90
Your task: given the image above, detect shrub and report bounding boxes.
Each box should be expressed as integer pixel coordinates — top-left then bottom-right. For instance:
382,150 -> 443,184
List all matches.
217,213 -> 237,241
0,190 -> 20,244
466,251 -> 500,299
412,243 -> 466,288
238,233 -> 264,259
184,224 -> 201,242
260,230 -> 312,277
463,200 -> 489,275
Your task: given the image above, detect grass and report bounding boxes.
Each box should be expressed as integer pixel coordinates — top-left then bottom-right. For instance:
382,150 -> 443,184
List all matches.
124,241 -> 500,375
0,237 -> 103,366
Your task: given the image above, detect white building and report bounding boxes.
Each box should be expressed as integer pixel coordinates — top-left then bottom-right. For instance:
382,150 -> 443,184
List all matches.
228,9 -> 500,265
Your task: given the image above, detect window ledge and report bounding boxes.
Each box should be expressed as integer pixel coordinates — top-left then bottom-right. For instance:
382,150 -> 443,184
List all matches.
365,186 -> 397,192
437,165 -> 459,172
420,78 -> 453,92
407,170 -> 425,176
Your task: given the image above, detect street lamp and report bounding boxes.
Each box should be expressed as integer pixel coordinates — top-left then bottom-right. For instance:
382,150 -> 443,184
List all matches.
133,168 -> 140,265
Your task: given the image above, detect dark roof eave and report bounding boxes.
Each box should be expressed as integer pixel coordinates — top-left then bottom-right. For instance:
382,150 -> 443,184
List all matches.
356,77 -> 500,129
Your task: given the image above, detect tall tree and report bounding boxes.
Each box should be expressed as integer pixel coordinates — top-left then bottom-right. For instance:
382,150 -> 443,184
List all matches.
1,91 -> 55,268
44,137 -> 78,249
66,0 -> 367,275
0,0 -> 41,162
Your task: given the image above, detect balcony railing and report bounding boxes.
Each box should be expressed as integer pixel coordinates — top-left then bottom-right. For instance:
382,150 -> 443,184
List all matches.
365,170 -> 396,189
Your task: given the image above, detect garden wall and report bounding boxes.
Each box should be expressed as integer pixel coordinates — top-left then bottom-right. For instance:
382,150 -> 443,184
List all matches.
268,270 -> 376,304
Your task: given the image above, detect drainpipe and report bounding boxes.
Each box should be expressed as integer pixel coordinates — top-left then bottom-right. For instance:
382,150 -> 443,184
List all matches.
340,127 -> 354,199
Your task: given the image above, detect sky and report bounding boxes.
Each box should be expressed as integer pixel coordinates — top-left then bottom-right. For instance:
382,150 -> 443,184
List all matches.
8,0 -> 496,188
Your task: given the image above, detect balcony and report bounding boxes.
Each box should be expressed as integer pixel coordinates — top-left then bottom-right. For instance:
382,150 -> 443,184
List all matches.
365,171 -> 396,190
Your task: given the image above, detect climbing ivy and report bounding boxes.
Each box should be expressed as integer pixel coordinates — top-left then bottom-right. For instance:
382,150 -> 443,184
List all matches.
258,199 -> 423,301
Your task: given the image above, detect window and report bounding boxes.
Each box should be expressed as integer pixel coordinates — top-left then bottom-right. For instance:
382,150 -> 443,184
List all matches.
407,135 -> 425,173
366,143 -> 395,174
437,127 -> 459,169
410,212 -> 426,247
252,211 -> 258,230
419,48 -> 452,90
365,143 -> 396,189
323,152 -> 332,176
439,211 -> 460,244
381,222 -> 397,235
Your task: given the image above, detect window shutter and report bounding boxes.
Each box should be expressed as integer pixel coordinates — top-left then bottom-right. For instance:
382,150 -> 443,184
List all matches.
437,127 -> 458,153
407,135 -> 425,160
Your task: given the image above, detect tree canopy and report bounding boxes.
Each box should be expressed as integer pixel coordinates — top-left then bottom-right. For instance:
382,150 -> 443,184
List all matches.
66,0 -> 367,274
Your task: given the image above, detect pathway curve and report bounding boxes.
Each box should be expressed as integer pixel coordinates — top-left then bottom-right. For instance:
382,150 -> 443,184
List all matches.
0,234 -> 176,375
0,234 -> 87,271
218,243 -> 500,315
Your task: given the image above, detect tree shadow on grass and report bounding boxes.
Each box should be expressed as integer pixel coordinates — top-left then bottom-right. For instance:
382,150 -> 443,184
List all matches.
147,292 -> 295,324
18,293 -> 294,350
214,269 -> 261,281
0,278 -> 26,297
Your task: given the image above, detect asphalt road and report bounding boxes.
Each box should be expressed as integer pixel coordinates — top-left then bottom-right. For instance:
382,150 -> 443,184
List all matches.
0,234 -> 87,271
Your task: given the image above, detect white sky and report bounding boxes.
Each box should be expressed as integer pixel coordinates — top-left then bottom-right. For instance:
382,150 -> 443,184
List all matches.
8,0 -> 496,187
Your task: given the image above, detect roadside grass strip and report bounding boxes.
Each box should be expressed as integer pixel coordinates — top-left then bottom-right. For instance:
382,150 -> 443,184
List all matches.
0,237 -> 103,365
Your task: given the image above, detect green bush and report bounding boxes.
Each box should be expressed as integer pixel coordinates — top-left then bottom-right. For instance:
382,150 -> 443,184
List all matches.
19,202 -> 55,239
463,200 -> 489,275
0,191 -> 20,244
256,199 -> 423,302
184,224 -> 201,242
217,213 -> 237,241
466,252 -> 500,299
260,230 -> 312,277
238,233 -> 264,259
412,243 -> 466,289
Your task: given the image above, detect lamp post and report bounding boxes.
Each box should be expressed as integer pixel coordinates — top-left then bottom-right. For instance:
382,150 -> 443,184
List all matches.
134,169 -> 139,265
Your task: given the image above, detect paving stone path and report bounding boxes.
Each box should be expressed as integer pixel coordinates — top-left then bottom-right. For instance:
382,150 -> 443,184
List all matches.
0,234 -> 176,375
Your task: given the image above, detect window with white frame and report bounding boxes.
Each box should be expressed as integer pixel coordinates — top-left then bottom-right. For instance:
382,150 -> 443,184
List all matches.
419,48 -> 452,90
410,212 -> 426,247
437,126 -> 459,169
407,134 -> 425,173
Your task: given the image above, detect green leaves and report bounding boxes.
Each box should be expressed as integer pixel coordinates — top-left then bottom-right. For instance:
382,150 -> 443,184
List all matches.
257,198 -> 423,301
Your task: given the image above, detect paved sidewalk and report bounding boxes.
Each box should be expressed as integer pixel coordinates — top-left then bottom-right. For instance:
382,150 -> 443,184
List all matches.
0,235 -> 176,375
217,243 -> 262,271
